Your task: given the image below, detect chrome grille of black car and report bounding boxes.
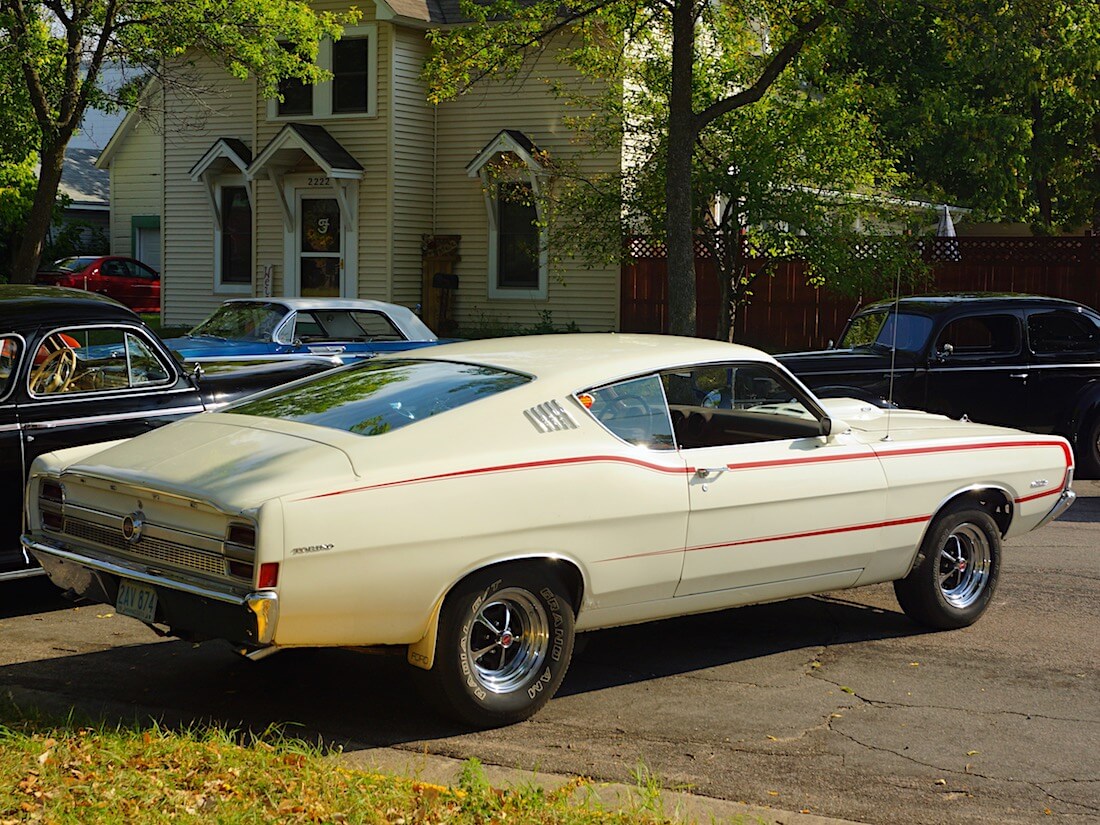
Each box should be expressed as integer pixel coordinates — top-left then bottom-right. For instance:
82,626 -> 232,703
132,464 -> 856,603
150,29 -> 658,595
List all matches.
63,517 -> 228,577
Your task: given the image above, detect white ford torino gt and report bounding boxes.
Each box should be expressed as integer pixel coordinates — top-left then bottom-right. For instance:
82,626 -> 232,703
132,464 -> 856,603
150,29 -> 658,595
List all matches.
23,334 -> 1075,726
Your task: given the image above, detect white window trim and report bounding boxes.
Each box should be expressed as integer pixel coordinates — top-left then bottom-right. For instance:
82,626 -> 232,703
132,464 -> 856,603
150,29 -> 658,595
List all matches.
484,172 -> 548,301
213,176 -> 254,295
281,173 -> 359,298
267,24 -> 378,121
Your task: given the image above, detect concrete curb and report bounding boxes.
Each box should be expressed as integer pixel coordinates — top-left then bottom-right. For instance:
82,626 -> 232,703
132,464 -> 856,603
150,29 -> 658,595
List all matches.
336,745 -> 865,825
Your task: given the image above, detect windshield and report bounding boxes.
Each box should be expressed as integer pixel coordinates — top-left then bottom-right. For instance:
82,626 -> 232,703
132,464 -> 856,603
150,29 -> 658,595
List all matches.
838,310 -> 933,354
52,257 -> 98,272
229,359 -> 532,436
189,302 -> 289,342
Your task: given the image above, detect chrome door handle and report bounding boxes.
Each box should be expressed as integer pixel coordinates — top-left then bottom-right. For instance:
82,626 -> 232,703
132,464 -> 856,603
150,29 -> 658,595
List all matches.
1009,373 -> 1028,379
695,467 -> 728,479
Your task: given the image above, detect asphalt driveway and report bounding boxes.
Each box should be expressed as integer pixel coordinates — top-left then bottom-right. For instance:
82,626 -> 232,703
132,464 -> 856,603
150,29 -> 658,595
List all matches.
1,484 -> 1097,824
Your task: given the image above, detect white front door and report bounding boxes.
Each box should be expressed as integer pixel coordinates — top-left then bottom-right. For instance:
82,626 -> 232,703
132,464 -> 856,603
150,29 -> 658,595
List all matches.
297,196 -> 343,297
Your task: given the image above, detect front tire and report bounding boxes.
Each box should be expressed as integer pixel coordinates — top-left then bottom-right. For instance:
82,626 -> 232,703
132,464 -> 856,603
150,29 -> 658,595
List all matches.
894,506 -> 1001,630
426,568 -> 575,727
1076,416 -> 1100,478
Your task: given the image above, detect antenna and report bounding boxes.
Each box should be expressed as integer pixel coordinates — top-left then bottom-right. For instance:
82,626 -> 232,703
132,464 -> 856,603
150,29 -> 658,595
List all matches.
883,264 -> 903,441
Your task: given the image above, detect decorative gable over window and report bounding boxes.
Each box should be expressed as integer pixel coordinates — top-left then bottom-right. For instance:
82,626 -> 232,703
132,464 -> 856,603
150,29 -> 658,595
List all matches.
467,130 -> 548,300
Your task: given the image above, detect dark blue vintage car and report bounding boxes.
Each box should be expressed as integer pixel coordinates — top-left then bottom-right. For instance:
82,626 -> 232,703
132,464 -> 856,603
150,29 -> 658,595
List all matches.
163,298 -> 443,364
0,286 -> 335,581
778,294 -> 1100,475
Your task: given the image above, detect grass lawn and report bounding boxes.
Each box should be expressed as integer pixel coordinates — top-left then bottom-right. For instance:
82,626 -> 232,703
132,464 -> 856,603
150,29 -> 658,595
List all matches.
0,704 -> 684,824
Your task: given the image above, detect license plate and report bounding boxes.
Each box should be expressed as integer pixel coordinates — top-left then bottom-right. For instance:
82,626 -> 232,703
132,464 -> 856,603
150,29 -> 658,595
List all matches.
116,579 -> 158,623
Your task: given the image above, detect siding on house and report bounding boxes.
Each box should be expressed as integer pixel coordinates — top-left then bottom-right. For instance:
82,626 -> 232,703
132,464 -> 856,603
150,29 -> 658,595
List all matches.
162,65 -> 254,327
434,43 -> 621,332
390,27 -> 435,310
101,2 -> 623,333
253,2 -> 394,304
106,109 -> 163,260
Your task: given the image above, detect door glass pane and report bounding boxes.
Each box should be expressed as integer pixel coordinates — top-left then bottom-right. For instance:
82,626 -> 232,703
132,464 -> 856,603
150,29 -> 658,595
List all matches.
126,333 -> 170,386
301,258 -> 341,297
301,199 -> 340,252
300,198 -> 341,297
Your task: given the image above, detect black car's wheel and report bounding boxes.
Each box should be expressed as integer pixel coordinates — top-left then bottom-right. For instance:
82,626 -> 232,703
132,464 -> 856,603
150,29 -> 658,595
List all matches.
894,506 -> 1000,630
426,567 -> 575,727
1077,416 -> 1100,478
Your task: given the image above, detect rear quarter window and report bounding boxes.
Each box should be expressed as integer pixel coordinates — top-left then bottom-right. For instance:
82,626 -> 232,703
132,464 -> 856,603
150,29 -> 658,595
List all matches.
229,359 -> 532,435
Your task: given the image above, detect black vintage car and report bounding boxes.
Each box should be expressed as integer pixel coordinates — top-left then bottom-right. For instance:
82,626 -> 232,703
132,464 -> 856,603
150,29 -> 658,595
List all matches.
778,294 -> 1100,474
0,285 -> 336,581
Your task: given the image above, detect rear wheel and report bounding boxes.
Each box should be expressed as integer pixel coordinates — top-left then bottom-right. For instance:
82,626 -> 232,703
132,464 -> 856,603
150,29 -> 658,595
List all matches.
1077,416 -> 1100,478
894,506 -> 1000,630
425,567 -> 575,727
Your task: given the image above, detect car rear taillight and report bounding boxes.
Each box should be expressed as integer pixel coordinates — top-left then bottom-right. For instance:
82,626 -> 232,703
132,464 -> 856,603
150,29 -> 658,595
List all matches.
257,563 -> 279,589
40,481 -> 63,503
225,522 -> 257,582
227,523 -> 255,547
228,560 -> 254,580
39,480 -> 64,532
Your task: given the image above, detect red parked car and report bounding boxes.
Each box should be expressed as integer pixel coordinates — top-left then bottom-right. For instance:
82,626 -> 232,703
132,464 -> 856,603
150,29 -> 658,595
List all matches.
35,256 -> 160,313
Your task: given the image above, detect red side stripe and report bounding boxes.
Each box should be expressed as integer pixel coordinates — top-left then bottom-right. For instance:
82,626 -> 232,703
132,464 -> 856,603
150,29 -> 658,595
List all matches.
296,454 -> 694,501
596,514 -> 932,563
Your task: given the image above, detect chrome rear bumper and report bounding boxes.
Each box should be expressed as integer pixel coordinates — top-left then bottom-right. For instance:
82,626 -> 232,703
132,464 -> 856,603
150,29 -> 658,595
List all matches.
22,534 -> 279,646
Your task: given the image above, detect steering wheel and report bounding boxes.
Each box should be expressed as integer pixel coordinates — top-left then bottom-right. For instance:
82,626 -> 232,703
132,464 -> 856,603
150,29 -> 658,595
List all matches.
30,346 -> 78,394
599,393 -> 653,421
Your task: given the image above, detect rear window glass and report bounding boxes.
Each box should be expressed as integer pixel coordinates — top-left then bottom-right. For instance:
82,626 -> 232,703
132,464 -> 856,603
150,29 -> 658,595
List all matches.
0,336 -> 20,398
229,359 -> 532,436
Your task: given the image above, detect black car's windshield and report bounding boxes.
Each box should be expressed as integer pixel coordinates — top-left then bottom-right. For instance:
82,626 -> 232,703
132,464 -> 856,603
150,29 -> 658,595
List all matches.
229,359 -> 532,436
189,302 -> 289,342
838,310 -> 933,354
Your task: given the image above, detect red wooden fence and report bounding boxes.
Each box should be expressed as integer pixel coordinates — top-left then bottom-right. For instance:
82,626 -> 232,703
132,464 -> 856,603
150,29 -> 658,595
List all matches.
620,236 -> 1100,352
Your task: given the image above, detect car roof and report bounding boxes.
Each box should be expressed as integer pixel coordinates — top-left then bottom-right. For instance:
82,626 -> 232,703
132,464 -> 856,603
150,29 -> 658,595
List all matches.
398,333 -> 774,386
219,297 -> 437,340
0,284 -> 142,328
860,293 -> 1091,315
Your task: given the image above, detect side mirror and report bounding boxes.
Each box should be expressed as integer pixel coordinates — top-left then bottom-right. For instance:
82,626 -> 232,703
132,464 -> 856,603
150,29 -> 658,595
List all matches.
827,339 -> 835,349
934,342 -> 954,363
819,416 -> 832,437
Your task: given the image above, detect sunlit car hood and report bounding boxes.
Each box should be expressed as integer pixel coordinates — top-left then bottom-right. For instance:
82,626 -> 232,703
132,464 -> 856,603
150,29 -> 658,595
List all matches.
819,398 -> 1018,441
63,417 -> 357,511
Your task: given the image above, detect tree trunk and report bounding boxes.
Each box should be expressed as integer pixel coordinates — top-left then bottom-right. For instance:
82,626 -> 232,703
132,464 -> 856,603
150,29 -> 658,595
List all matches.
664,0 -> 696,337
11,138 -> 66,283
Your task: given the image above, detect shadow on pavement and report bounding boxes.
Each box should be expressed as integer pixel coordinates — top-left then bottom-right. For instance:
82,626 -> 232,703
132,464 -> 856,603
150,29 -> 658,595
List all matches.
0,576 -> 71,620
0,594 -> 922,747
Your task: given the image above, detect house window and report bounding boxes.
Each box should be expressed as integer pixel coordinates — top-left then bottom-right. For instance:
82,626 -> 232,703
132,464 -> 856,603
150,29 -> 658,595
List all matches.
332,39 -> 369,114
269,26 -> 377,120
496,183 -> 540,290
214,182 -> 252,292
219,186 -> 252,286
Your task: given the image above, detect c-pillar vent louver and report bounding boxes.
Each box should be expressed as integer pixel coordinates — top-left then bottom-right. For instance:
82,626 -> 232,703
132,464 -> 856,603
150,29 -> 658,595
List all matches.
524,400 -> 578,433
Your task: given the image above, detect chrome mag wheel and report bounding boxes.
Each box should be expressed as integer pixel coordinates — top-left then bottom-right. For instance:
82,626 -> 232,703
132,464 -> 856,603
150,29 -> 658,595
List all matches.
466,586 -> 550,695
937,522 -> 993,608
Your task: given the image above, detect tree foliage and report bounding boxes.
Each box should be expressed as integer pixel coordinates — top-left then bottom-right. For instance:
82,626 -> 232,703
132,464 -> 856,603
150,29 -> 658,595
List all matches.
0,0 -> 352,282
428,1 -> 930,338
831,0 -> 1100,233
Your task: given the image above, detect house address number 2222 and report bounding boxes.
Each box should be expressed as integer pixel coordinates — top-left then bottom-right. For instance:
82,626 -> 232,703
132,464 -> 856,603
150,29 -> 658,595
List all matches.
308,176 -> 331,186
